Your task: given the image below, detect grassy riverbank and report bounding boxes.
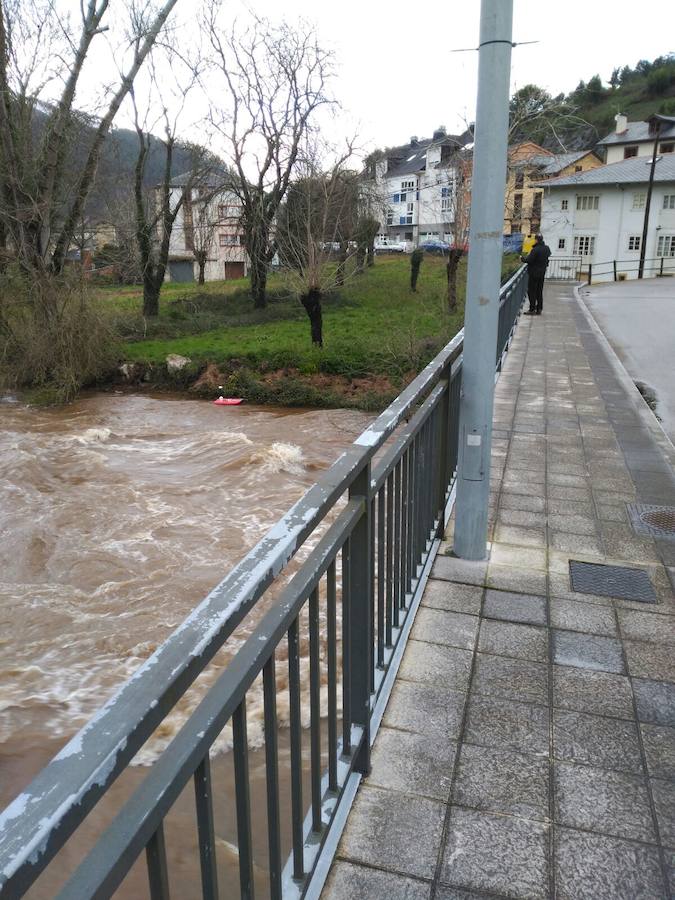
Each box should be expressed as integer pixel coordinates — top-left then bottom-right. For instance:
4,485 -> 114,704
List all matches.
102,254 -> 521,410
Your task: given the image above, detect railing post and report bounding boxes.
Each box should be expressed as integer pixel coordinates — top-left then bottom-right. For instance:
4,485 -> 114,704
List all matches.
613,260 -> 617,282
348,464 -> 372,775
660,256 -> 664,277
436,370 -> 451,537
588,264 -> 592,285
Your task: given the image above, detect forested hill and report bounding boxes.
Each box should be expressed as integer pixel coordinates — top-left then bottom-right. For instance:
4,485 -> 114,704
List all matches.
510,54 -> 675,151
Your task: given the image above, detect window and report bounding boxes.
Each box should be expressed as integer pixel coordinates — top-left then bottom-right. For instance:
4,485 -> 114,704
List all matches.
576,195 -> 599,211
632,192 -> 646,209
510,224 -> 521,235
532,192 -> 542,217
573,235 -> 595,256
657,234 -> 675,257
401,180 -> 415,191
219,234 -> 239,246
624,146 -> 638,159
558,238 -> 566,249
514,172 -> 524,189
663,195 -> 675,210
513,193 -> 523,216
627,235 -> 641,251
386,209 -> 393,226
392,193 -> 401,203
218,204 -> 239,219
574,165 -> 583,172
400,203 -> 413,226
441,198 -> 451,212
660,143 -> 674,154
561,199 -> 569,210
441,187 -> 451,198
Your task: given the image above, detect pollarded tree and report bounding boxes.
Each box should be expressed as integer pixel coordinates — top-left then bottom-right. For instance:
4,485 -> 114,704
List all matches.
205,11 -> 333,308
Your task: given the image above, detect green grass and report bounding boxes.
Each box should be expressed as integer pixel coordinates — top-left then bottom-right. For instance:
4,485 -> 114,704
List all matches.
110,254 -> 521,384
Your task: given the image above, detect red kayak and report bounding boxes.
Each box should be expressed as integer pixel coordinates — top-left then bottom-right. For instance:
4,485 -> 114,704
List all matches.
213,397 -> 243,406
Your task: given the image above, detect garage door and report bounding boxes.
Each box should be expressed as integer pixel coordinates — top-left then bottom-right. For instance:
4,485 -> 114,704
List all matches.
224,261 -> 245,280
169,260 -> 194,283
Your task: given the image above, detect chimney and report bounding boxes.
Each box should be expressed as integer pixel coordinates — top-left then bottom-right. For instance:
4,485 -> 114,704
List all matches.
410,135 -> 418,146
432,126 -> 447,141
615,113 -> 628,135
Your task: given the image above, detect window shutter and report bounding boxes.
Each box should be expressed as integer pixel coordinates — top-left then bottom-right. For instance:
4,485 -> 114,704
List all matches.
400,216 -> 406,225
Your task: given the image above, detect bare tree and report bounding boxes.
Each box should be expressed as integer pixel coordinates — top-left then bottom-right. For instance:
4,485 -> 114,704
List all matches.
0,0 -> 180,284
205,12 -> 333,308
444,154 -> 471,311
190,199 -> 218,285
277,142 -> 360,346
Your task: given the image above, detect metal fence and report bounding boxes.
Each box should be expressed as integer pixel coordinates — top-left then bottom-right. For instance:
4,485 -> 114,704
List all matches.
0,267 -> 528,900
546,255 -> 675,283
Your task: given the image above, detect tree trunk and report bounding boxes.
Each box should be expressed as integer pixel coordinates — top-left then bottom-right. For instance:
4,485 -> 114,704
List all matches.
410,266 -> 420,292
367,237 -> 375,267
356,245 -> 366,273
143,272 -> 161,317
300,288 -> 323,346
446,248 -> 464,311
198,256 -> 206,284
250,257 -> 268,308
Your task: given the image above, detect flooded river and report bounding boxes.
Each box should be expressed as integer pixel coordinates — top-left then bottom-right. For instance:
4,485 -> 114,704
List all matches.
0,393 -> 373,897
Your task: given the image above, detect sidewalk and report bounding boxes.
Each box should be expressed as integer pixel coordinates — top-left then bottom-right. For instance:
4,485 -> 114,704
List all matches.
323,282 -> 675,900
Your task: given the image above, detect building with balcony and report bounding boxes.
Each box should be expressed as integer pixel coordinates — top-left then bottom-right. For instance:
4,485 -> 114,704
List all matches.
597,113 -> 675,164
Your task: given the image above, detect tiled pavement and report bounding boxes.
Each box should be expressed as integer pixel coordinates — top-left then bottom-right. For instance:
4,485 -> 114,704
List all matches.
323,283 -> 675,900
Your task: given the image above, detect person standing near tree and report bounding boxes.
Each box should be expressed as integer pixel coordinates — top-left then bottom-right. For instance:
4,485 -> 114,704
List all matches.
410,248 -> 424,292
521,233 -> 551,315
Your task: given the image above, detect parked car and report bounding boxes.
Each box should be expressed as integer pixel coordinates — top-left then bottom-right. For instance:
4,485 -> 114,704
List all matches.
374,239 -> 407,254
418,240 -> 451,255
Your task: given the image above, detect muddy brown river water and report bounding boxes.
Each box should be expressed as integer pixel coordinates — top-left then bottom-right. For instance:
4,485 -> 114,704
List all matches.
0,392 -> 373,898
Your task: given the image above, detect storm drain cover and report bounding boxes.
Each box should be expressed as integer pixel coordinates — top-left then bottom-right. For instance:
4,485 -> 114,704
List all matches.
627,504 -> 675,541
569,560 -> 657,603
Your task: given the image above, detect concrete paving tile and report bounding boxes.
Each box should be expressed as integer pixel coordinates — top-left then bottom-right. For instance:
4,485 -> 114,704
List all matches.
410,608 -> 478,651
547,472 -> 590,488
464,695 -> 549,756
552,630 -> 625,674
324,862 -> 431,900
337,785 -> 445,880
368,728 -> 456,801
595,502 -> 630,523
593,489 -> 637,505
383,680 -> 466,740
441,807 -> 549,900
547,485 -> 594,502
632,678 -> 675,727
550,531 -> 604,556
435,886 -> 502,900
483,589 -> 547,626
547,514 -> 597,536
497,508 -> 547,528
554,828 -> 665,900
431,556 -> 488,587
641,724 -> 675,780
553,666 -> 634,719
398,640 -> 473,690
553,710 -> 643,773
486,565 -> 548,596
624,640 -> 675,682
478,619 -> 548,662
651,777 -> 675,847
603,537 -> 661,564
493,523 -> 547,547
546,497 -> 595,517
499,493 -> 546,513
554,762 -> 655,843
472,653 -> 548,705
490,543 -> 547,571
422,580 -> 483,616
549,598 -> 618,636
453,743 -> 549,821
617,609 -> 675,645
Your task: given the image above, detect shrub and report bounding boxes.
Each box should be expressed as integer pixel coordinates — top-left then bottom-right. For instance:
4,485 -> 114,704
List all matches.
0,269 -> 120,403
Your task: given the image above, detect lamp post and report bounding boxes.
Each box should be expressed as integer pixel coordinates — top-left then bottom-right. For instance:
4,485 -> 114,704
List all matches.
638,118 -> 662,279
453,0 -> 514,560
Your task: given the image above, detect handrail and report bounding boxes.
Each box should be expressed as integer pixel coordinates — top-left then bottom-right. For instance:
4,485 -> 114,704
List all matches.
0,265 -> 529,899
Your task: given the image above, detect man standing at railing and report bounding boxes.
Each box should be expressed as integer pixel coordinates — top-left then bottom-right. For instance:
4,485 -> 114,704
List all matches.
521,233 -> 551,316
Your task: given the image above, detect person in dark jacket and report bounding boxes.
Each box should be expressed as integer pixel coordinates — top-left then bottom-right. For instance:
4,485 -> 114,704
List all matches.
521,234 -> 551,315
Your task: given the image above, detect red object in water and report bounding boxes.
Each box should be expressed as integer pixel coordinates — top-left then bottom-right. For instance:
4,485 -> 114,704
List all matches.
213,397 -> 243,406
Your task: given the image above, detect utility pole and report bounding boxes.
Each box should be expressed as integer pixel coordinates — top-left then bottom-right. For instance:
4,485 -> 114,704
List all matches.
453,0 -> 514,560
638,118 -> 662,279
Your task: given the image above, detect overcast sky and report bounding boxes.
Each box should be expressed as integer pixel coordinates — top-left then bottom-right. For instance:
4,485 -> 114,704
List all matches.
230,0 -> 672,153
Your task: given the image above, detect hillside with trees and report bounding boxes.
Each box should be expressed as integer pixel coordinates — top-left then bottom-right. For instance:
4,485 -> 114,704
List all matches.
510,53 -> 675,151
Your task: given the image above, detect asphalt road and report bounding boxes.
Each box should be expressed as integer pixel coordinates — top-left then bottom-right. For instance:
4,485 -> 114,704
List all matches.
579,278 -> 675,443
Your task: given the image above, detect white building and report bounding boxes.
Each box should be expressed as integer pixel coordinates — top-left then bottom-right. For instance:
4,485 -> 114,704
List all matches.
164,173 -> 248,283
597,113 -> 675,164
367,127 -> 473,247
538,154 -> 675,282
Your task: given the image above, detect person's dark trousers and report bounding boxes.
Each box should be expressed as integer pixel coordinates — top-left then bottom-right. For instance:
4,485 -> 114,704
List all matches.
529,273 -> 545,313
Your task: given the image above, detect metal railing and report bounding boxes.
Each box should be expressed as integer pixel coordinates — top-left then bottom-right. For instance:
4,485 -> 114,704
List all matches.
0,266 -> 528,900
546,255 -> 675,283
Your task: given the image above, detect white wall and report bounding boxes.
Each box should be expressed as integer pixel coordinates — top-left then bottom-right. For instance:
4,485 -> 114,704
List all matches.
541,182 -> 675,281
378,163 -> 457,240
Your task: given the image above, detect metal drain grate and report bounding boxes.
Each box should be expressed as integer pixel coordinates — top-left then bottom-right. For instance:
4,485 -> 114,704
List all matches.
569,560 -> 657,603
627,504 -> 675,541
